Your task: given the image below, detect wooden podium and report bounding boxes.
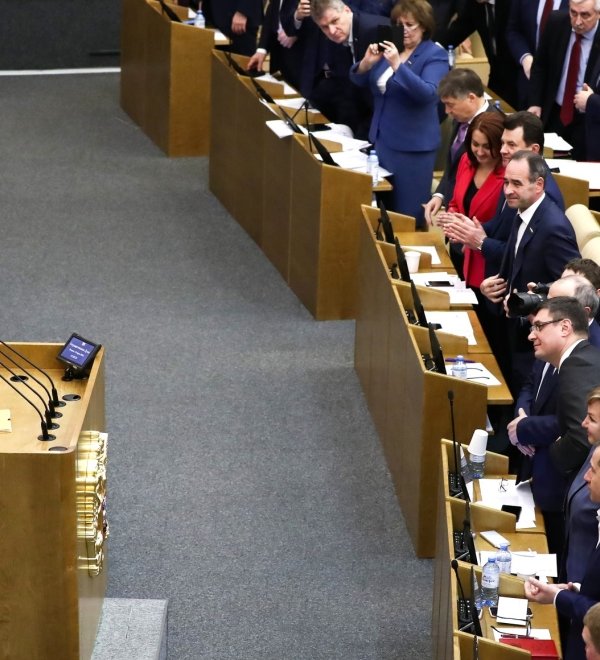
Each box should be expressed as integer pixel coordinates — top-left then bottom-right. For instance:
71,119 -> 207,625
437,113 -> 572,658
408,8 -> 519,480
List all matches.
0,343 -> 107,659
120,0 -> 216,156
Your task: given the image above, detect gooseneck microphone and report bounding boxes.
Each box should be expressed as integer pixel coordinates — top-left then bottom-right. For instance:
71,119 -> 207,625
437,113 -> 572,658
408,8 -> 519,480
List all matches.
0,359 -> 58,431
0,340 -> 65,409
448,390 -> 462,497
451,559 -> 472,630
0,372 -> 54,441
0,348 -> 59,418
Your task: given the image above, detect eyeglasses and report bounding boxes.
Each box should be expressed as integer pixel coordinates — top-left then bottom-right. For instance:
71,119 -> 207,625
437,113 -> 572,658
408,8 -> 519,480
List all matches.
397,22 -> 420,31
529,318 -> 565,334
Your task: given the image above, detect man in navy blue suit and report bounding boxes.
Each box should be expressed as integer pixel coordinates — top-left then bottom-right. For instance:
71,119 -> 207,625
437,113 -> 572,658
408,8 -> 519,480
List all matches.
202,0 -> 263,55
526,439 -> 600,660
480,151 -> 581,395
506,276 -> 600,557
506,0 -> 569,108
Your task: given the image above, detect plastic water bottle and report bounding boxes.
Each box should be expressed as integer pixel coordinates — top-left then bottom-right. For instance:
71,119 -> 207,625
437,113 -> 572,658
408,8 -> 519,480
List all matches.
496,543 -> 512,574
481,556 -> 500,606
459,446 -> 472,484
447,45 -> 456,69
194,9 -> 206,28
494,99 -> 502,111
366,150 -> 379,185
451,355 -> 467,379
469,451 -> 486,479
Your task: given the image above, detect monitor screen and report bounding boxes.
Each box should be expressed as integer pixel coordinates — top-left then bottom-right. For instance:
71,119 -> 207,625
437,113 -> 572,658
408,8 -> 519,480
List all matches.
58,333 -> 101,371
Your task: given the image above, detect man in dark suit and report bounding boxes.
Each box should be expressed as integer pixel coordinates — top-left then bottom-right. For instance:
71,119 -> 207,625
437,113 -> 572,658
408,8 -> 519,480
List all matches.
202,0 -> 263,55
423,68 -> 499,225
298,0 -> 388,138
527,0 -> 600,160
480,151 -> 581,394
247,0 -> 304,89
439,0 -> 520,109
525,440 -> 600,660
574,50 -> 600,161
506,0 -> 569,108
442,111 -> 565,277
506,276 -> 600,557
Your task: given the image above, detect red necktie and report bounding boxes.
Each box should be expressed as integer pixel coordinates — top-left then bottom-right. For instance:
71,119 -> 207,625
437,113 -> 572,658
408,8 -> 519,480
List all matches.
539,0 -> 553,36
560,33 -> 583,126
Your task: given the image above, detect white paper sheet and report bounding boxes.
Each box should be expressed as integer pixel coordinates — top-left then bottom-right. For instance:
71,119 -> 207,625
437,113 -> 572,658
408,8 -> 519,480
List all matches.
425,311 -> 476,345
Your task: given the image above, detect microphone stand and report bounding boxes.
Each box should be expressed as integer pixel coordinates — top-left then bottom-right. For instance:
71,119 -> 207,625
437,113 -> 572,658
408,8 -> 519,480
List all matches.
0,373 -> 54,441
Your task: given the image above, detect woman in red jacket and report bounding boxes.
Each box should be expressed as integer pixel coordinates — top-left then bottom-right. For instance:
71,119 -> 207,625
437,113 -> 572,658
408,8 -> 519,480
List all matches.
445,111 -> 505,288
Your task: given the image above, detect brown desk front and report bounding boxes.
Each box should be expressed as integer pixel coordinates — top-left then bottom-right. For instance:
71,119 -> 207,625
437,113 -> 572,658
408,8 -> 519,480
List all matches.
120,0 -> 215,156
0,343 -> 107,659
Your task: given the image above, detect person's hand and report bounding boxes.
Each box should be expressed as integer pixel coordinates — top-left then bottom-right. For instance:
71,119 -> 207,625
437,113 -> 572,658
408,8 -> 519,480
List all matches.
231,11 -> 247,34
525,577 -> 567,604
480,275 -> 507,303
508,408 -> 528,446
423,197 -> 443,225
443,214 -> 486,250
358,43 -> 384,73
527,105 -> 542,118
277,28 -> 297,48
435,210 -> 459,232
379,40 -> 401,70
575,83 -> 594,113
294,0 -> 311,21
522,54 -> 533,79
247,51 -> 266,71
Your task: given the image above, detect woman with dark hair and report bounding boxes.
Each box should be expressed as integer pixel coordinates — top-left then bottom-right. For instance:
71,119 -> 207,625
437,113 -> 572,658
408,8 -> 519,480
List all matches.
439,111 -> 505,288
349,0 -> 448,227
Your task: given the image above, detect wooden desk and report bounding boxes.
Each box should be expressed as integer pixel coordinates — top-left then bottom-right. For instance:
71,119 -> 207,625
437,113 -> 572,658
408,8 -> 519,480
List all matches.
0,343 -> 107,659
120,0 -> 216,156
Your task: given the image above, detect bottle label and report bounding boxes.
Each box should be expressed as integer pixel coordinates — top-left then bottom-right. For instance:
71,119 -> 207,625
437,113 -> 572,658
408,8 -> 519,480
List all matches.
481,572 -> 499,589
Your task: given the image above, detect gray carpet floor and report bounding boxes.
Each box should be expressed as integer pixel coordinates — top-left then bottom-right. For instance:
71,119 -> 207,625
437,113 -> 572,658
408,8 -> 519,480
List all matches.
1,72 -> 433,659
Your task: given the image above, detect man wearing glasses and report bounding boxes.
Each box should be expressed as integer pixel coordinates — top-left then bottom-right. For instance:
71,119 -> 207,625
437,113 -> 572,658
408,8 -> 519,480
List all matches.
527,297 -> 600,480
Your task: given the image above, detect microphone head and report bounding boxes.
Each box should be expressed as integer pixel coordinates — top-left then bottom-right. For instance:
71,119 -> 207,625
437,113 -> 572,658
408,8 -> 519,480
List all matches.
451,559 -> 458,570
448,390 -> 454,402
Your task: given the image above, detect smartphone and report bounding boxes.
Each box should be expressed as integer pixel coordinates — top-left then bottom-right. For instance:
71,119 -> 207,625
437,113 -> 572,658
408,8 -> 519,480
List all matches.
426,280 -> 454,287
501,504 -> 522,518
489,606 -> 532,618
376,25 -> 404,53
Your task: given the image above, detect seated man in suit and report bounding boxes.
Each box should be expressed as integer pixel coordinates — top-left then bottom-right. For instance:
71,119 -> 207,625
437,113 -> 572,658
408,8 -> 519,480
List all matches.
506,276 -> 600,558
525,439 -> 600,660
479,151 -> 580,395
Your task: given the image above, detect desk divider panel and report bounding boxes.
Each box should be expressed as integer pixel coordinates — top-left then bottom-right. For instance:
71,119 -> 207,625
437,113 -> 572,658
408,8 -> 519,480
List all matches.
209,50 -> 243,217
288,135 -> 373,320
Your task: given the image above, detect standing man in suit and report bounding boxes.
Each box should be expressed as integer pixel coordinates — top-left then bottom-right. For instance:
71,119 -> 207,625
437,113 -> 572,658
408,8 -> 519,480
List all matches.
202,0 -> 263,55
480,151 -> 580,394
506,277 -> 600,557
247,0 -> 304,89
506,0 -> 569,108
438,0 -> 520,109
423,68 -> 498,225
527,0 -> 600,161
574,48 -> 600,160
525,439 -> 600,660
